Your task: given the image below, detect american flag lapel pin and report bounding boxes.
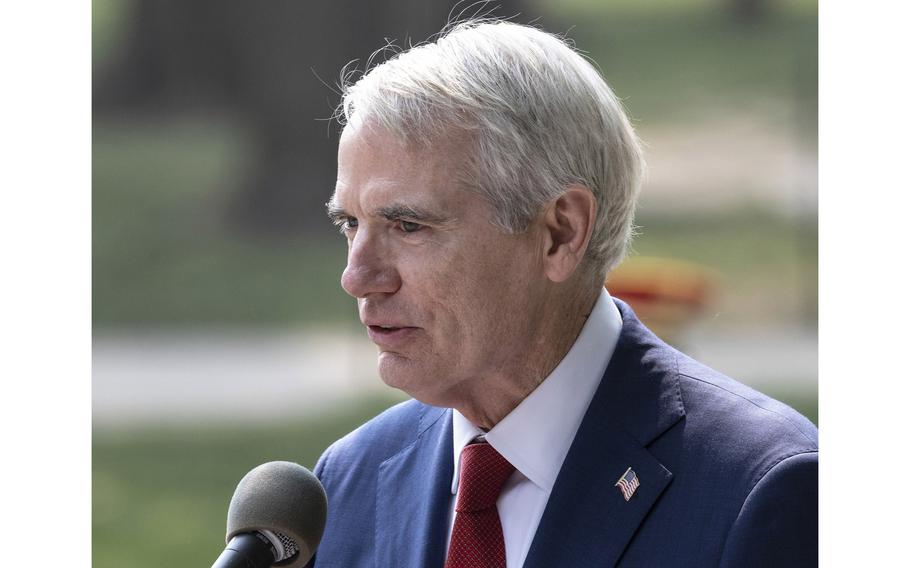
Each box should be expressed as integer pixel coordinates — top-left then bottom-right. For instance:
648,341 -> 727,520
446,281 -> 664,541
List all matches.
615,467 -> 640,501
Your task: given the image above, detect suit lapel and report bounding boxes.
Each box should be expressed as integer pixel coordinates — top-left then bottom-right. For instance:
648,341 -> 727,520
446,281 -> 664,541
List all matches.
524,299 -> 686,567
376,404 -> 453,568
523,424 -> 673,567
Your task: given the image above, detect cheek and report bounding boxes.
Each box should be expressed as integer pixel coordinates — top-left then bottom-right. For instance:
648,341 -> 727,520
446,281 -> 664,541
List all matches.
399,249 -> 487,346
426,242 -> 533,338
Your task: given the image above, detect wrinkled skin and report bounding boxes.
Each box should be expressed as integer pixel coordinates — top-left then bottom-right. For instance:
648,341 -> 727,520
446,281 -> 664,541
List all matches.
329,123 -> 595,428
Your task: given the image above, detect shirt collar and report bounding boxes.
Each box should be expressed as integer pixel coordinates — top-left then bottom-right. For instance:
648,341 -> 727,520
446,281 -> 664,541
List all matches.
451,288 -> 622,494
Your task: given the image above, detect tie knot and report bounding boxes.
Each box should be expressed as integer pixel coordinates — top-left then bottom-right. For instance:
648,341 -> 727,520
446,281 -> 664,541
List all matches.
455,441 -> 516,513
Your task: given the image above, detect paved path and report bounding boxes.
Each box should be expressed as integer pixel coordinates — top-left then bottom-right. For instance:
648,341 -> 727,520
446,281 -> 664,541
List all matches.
93,326 -> 816,427
92,328 -> 383,426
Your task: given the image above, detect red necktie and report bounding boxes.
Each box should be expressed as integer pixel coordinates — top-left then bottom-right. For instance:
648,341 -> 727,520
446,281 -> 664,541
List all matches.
445,441 -> 516,568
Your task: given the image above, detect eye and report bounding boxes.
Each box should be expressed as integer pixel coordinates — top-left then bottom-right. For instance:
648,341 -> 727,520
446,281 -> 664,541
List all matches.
335,216 -> 358,235
399,220 -> 422,233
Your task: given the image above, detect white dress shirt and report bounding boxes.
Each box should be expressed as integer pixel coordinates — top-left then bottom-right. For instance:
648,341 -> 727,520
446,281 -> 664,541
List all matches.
447,288 -> 623,568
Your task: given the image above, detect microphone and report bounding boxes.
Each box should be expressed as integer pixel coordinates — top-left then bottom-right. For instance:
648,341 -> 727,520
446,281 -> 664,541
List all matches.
212,461 -> 327,568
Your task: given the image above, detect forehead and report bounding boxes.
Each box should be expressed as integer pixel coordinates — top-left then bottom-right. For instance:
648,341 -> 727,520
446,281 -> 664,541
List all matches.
333,124 -> 474,212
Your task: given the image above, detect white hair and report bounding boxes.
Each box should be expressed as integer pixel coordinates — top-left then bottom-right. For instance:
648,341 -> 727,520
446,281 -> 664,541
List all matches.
339,19 -> 644,278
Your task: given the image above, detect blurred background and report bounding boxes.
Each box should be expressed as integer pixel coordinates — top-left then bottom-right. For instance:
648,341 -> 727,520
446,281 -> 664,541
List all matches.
92,0 -> 817,566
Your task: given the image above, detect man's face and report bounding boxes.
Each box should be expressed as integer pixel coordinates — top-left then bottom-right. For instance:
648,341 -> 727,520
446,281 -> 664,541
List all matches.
329,124 -> 548,408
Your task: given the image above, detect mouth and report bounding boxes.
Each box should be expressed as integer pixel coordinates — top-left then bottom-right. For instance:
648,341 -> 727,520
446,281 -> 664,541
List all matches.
366,325 -> 419,348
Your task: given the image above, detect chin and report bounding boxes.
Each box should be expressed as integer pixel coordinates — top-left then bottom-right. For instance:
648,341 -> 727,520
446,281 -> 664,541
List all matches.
377,352 -> 420,390
377,352 -> 451,407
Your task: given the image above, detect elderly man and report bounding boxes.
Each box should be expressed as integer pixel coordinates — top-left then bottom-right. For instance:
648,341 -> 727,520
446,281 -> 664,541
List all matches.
311,20 -> 817,568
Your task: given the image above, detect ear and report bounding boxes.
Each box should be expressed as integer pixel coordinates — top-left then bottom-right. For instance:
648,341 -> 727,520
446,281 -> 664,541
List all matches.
541,185 -> 596,283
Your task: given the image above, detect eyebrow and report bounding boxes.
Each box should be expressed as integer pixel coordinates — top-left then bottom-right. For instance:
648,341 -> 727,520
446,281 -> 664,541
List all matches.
326,197 -> 452,226
375,204 -> 451,225
325,199 -> 347,223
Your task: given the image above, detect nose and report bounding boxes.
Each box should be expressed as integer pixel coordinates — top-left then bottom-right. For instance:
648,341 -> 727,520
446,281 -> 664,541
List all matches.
340,230 -> 402,298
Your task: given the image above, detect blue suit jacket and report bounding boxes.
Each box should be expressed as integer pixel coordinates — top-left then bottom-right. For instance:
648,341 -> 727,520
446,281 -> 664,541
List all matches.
308,300 -> 818,567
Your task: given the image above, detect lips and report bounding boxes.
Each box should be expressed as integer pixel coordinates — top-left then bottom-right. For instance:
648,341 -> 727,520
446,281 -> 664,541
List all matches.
365,324 -> 419,349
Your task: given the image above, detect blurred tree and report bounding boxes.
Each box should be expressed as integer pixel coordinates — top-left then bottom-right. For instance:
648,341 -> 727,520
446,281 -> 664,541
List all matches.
94,0 -> 535,237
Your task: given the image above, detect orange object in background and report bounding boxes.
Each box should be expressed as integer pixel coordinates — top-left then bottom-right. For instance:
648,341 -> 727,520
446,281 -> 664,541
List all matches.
607,257 -> 716,346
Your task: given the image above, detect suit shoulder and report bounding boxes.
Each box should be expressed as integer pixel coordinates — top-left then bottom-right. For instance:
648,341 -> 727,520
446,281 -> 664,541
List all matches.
678,352 -> 816,444
718,451 -> 818,567
666,352 -> 817,488
320,398 -> 447,472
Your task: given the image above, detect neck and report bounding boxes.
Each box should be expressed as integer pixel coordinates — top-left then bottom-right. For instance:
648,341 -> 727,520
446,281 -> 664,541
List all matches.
456,285 -> 601,429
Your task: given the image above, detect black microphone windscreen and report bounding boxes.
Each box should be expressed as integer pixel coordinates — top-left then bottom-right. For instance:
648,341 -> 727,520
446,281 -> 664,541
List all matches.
226,461 -> 327,568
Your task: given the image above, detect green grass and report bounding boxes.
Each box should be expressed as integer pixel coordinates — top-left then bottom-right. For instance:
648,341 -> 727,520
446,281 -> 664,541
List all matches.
92,394 -> 400,568
93,390 -> 815,568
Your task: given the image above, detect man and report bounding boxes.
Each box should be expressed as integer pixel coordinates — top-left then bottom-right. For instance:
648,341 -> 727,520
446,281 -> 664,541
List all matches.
309,19 -> 817,568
